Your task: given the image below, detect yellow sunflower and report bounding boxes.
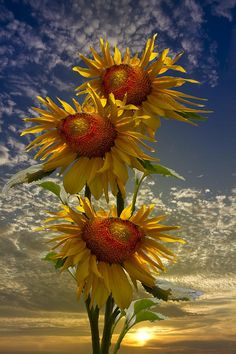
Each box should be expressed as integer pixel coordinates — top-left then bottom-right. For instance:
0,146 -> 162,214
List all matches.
73,34 -> 210,136
44,197 -> 184,309
22,88 -> 155,200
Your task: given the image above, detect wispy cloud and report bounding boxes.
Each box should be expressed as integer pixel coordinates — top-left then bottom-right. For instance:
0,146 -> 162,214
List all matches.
208,0 -> 236,21
0,176 -> 235,352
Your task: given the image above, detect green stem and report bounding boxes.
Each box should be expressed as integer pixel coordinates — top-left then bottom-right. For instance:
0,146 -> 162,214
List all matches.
101,295 -> 115,354
112,324 -> 128,354
131,173 -> 146,215
116,188 -> 124,217
84,186 -> 100,353
85,184 -> 91,200
67,270 -> 100,353
86,297 -> 101,354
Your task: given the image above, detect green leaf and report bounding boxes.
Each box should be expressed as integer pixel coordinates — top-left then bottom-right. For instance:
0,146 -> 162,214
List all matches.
55,258 -> 66,269
38,180 -> 69,204
39,181 -> 61,199
43,252 -> 66,269
43,251 -> 57,262
133,298 -> 158,314
135,310 -> 165,324
126,298 -> 163,327
143,280 -> 203,302
139,160 -> 185,180
143,284 -> 172,302
177,111 -> 208,122
2,164 -> 55,194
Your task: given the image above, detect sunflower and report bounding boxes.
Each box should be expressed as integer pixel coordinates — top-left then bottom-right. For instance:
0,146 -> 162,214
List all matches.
73,34 -> 210,136
22,88 -> 155,200
44,197 -> 184,309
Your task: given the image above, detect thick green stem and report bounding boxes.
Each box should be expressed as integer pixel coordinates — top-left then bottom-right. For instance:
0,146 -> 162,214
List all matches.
116,188 -> 124,217
85,297 -> 100,354
84,186 -> 100,353
101,295 -> 115,354
99,187 -> 125,353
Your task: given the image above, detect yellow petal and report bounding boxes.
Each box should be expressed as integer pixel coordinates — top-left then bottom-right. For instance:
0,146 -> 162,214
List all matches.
76,255 -> 91,283
140,34 -> 157,68
73,66 -> 98,77
114,46 -> 122,65
65,241 -> 86,257
43,151 -> 77,171
57,98 -> 75,114
112,153 -> 128,183
79,54 -> 102,71
94,280 -> 110,308
98,152 -> 113,173
120,204 -> 132,220
90,255 -> 102,278
79,197 -> 95,219
124,257 -> 155,287
88,174 -> 104,200
21,125 -> 50,135
73,248 -> 90,265
63,158 -> 90,194
98,262 -> 111,292
109,264 -> 133,309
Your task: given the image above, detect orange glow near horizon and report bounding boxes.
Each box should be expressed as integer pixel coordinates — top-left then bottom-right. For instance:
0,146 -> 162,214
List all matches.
132,327 -> 155,346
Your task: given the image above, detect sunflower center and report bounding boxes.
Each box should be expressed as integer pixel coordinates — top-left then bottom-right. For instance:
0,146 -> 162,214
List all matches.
59,113 -> 117,158
102,64 -> 152,106
82,217 -> 143,263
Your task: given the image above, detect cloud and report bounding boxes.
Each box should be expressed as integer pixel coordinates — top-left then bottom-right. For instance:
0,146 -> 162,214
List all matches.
209,0 -> 236,21
0,179 -> 235,352
0,145 -> 10,165
1,179 -> 235,310
0,0 -> 219,84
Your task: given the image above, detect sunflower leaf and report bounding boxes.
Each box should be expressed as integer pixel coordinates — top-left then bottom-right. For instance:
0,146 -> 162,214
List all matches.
133,298 -> 158,314
43,252 -> 66,269
55,258 -> 66,269
143,284 -> 172,301
125,298 -> 163,328
39,181 -> 61,199
38,180 -> 69,204
134,310 -> 165,325
143,280 -> 203,302
139,160 -> 185,180
43,251 -> 57,262
2,164 -> 55,194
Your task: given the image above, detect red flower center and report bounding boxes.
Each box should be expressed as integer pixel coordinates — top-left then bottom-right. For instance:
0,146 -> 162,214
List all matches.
82,217 -> 144,263
59,113 -> 117,158
102,64 -> 152,106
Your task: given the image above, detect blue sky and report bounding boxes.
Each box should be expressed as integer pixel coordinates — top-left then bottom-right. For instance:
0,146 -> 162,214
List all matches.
0,1 -> 236,353
0,0 -> 235,192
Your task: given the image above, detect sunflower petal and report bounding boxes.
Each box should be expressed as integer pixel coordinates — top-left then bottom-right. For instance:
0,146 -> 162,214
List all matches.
109,264 -> 133,309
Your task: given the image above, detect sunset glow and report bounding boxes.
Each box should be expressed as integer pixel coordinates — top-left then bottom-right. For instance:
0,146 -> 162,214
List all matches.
132,327 -> 155,346
1,0 -> 236,353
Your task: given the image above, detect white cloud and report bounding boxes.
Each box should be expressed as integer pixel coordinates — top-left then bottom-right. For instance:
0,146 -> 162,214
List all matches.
0,145 -> 10,165
0,0 -> 220,88
0,179 -> 235,350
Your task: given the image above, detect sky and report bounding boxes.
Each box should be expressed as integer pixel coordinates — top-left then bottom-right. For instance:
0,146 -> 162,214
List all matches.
0,0 -> 236,353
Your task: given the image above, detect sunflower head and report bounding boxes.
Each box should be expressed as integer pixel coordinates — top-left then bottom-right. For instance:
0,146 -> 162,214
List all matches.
21,88 -> 156,200
74,34 -> 211,136
102,64 -> 152,105
58,112 -> 117,157
44,198 -> 184,309
82,217 -> 144,263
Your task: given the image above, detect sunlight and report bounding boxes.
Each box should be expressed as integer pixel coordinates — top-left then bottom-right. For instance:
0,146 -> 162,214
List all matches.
129,327 -> 155,346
